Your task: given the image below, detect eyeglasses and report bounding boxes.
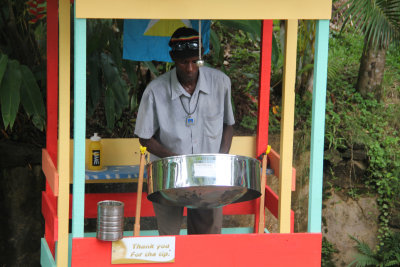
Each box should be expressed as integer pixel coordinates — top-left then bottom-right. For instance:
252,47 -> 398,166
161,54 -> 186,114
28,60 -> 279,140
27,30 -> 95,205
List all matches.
171,41 -> 199,51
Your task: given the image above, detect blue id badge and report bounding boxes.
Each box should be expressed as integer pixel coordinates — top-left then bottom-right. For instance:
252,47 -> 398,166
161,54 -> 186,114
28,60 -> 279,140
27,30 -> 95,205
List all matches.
186,116 -> 195,126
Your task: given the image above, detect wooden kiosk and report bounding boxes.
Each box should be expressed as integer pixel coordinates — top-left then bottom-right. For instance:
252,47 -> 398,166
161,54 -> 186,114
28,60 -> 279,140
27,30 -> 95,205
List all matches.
40,0 -> 332,266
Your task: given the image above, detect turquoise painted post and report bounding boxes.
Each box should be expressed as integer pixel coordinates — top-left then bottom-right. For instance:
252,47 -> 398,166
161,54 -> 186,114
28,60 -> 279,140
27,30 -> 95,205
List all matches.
308,19 -> 329,233
72,3 -> 87,238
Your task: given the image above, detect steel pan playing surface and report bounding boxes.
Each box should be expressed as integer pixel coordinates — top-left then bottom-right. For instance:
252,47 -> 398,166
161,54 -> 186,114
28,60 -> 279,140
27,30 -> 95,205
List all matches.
147,154 -> 261,208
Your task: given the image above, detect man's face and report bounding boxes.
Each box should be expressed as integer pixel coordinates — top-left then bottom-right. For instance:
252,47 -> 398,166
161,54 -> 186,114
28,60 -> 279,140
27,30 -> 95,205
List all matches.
173,56 -> 200,84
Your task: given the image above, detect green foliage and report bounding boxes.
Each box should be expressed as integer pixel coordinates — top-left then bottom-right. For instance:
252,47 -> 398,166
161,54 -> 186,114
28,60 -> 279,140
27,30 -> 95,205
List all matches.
348,233 -> 400,267
341,0 -> 400,49
327,27 -> 400,257
322,238 -> 338,267
383,44 -> 400,99
0,53 -> 45,130
0,1 -> 46,133
86,19 -> 162,132
208,21 -> 261,134
240,115 -> 258,131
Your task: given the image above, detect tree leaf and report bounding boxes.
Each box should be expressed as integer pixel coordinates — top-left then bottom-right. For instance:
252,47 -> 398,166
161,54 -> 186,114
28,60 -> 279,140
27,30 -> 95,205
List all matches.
219,20 -> 261,41
104,88 -> 115,129
0,54 -> 8,85
143,61 -> 159,76
87,54 -> 102,117
19,65 -> 45,121
0,60 -> 21,129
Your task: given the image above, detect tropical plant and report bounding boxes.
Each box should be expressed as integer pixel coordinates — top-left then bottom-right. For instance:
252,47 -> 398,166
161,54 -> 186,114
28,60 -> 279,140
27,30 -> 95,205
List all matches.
341,0 -> 400,99
348,233 -> 400,267
0,53 -> 45,130
86,19 -> 163,133
0,1 -> 46,132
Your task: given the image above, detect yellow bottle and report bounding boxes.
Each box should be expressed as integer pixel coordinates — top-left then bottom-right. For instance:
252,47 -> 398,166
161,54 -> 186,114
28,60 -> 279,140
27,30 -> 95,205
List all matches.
88,133 -> 102,171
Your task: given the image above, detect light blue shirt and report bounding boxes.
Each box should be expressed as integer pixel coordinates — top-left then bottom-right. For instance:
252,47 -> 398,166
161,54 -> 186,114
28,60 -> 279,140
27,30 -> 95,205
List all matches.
134,67 -> 235,159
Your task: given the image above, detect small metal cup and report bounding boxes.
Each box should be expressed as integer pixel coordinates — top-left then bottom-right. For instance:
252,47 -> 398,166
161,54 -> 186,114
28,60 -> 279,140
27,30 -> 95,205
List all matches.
96,200 -> 124,241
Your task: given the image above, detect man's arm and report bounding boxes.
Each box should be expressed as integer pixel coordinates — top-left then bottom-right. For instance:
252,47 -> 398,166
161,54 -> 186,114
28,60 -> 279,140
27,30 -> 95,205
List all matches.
219,124 -> 234,154
139,137 -> 178,158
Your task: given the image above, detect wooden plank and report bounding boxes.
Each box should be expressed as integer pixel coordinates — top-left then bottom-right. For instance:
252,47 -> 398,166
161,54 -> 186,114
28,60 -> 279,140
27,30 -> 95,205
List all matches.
279,20 -> 298,233
268,148 -> 296,191
40,238 -> 56,267
229,136 -> 256,157
44,222 -> 56,257
76,0 -> 332,20
68,193 -> 258,219
42,191 -> 58,241
256,20 -> 272,157
46,0 -> 58,165
44,181 -> 57,256
69,137 -> 256,172
57,0 -> 71,265
71,233 -> 322,266
308,20 -> 329,233
254,21 -> 272,232
42,149 -> 59,196
72,7 -> 87,238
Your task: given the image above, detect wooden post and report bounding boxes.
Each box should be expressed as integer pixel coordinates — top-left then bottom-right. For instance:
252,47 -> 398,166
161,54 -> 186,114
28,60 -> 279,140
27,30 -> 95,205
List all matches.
258,145 -> 271,234
134,146 -> 147,236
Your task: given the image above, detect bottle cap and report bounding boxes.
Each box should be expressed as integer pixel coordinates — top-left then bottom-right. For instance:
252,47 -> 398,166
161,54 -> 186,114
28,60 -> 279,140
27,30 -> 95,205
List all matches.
90,133 -> 101,141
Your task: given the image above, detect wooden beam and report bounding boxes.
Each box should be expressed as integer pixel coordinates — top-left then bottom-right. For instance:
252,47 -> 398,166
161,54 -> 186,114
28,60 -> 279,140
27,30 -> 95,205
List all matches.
308,20 -> 329,233
46,0 -> 58,166
72,3 -> 87,238
278,20 -> 298,233
72,233 -> 322,266
42,149 -> 59,196
56,0 -> 71,265
76,0 -> 332,19
268,148 -> 296,191
68,193 -> 259,219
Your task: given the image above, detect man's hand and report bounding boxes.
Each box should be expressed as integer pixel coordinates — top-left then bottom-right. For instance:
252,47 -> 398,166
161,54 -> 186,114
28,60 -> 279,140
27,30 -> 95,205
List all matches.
139,138 -> 177,158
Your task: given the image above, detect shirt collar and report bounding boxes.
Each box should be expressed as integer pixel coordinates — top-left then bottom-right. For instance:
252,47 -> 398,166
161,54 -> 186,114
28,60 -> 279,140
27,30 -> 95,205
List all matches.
170,67 -> 210,100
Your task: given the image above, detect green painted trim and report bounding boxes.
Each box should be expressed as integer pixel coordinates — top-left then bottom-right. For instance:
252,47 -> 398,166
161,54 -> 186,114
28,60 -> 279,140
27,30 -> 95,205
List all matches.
308,19 -> 329,233
71,3 -> 87,239
68,235 -> 72,267
40,238 -> 56,267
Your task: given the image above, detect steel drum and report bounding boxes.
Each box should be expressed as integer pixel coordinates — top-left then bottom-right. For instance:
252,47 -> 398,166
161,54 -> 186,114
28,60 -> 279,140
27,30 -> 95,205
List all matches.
147,154 -> 261,208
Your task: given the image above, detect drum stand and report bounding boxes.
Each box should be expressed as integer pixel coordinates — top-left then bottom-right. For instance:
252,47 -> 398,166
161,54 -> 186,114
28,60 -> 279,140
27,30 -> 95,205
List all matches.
134,146 -> 147,236
258,145 -> 271,234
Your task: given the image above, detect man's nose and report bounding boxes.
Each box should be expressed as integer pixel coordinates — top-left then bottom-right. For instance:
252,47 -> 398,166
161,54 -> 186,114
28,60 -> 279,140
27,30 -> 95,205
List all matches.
186,62 -> 195,72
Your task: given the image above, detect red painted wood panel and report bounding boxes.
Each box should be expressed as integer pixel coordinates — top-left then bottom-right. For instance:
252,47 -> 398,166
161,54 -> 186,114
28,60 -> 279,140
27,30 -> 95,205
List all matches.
256,20 -> 273,157
42,149 -> 59,196
268,148 -> 296,191
67,190 -> 293,232
255,20 -> 272,232
42,191 -> 58,240
44,222 -> 56,257
46,0 -> 58,165
71,233 -> 322,267
67,193 -> 259,219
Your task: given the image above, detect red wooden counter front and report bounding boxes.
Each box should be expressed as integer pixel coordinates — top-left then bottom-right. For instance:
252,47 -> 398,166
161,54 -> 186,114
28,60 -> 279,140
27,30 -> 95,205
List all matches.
71,233 -> 322,267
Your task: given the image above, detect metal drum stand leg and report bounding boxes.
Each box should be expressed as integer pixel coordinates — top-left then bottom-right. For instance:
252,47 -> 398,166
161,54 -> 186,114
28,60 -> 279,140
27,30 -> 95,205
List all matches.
134,146 -> 147,236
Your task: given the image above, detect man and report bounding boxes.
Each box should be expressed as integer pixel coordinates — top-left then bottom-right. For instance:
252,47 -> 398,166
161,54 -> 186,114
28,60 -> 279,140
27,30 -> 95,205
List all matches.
134,27 -> 235,235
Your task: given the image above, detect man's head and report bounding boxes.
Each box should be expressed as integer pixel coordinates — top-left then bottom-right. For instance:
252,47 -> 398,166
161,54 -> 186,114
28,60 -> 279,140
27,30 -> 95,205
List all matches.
169,27 -> 203,86
169,27 -> 202,60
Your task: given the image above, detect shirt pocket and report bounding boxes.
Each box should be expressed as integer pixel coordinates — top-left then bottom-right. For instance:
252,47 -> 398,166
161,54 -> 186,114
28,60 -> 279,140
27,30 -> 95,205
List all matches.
204,113 -> 223,139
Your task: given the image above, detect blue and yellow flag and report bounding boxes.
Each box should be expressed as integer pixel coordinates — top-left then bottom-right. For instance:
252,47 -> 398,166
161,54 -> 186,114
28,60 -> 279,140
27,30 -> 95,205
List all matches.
123,19 -> 211,62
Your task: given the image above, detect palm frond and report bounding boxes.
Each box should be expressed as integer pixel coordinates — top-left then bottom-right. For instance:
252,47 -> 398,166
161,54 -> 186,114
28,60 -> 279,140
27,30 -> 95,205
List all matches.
353,254 -> 380,267
342,0 -> 400,48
